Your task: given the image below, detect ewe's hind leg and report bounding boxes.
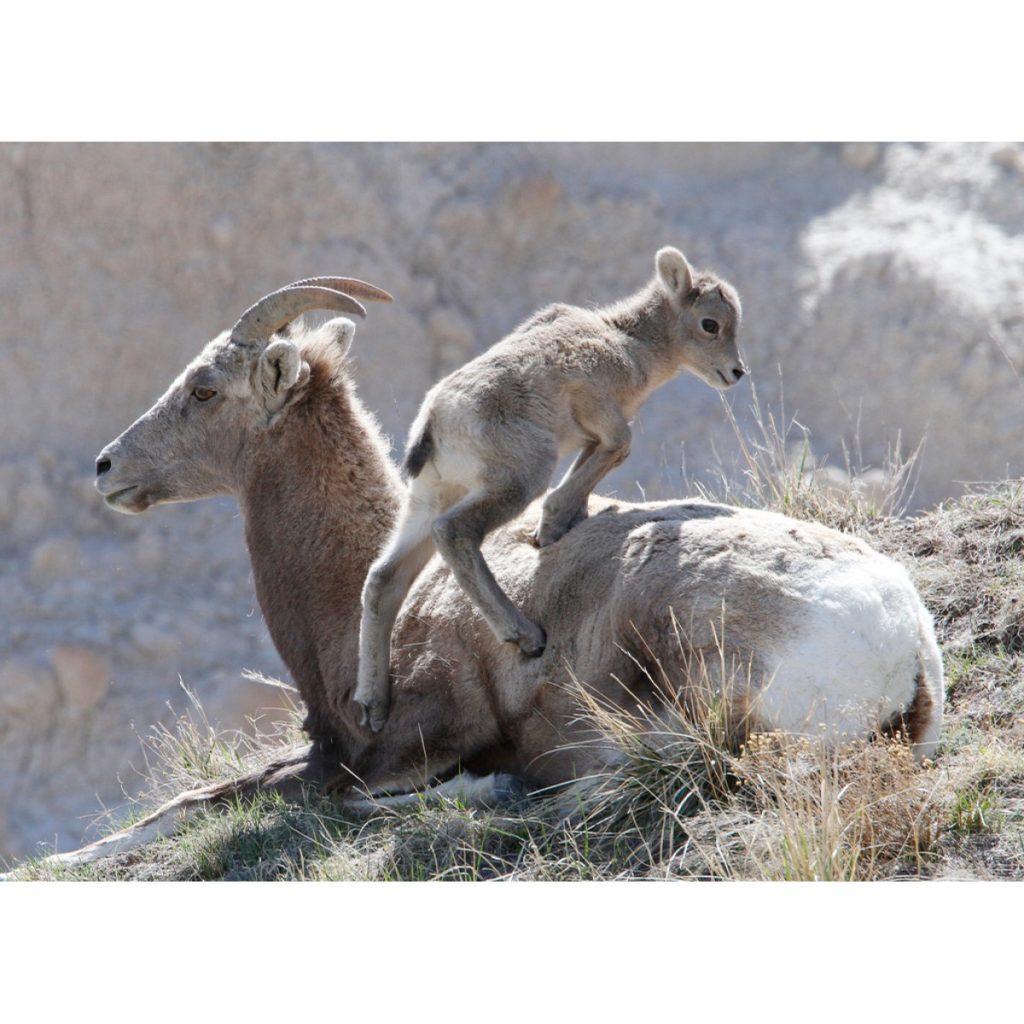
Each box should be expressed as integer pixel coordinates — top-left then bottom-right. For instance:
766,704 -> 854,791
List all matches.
433,473 -> 550,657
535,411 -> 631,547
356,496 -> 438,732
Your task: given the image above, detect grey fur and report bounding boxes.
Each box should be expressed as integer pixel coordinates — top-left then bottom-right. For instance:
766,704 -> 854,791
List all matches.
355,246 -> 746,730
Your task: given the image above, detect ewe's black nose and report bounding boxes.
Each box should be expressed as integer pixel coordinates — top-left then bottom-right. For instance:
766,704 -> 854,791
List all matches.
732,366 -> 747,381
96,456 -> 112,476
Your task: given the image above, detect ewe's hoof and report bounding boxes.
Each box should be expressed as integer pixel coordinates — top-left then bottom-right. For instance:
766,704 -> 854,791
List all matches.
531,521 -> 565,548
492,773 -> 529,803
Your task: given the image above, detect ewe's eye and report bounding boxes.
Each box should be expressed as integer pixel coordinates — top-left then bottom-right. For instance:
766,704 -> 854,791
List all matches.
192,386 -> 218,403
701,318 -> 720,336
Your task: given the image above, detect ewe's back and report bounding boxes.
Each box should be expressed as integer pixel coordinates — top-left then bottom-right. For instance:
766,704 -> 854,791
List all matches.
389,495 -> 943,778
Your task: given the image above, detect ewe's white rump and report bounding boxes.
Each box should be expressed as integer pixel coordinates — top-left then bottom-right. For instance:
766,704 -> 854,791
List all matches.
756,545 -> 941,757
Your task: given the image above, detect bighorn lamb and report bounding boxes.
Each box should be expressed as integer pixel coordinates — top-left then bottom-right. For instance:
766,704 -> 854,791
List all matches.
43,279 -> 939,867
356,246 -> 746,730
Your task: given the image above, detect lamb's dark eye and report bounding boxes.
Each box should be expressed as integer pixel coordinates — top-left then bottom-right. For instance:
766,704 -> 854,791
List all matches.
193,386 -> 217,402
701,318 -> 720,335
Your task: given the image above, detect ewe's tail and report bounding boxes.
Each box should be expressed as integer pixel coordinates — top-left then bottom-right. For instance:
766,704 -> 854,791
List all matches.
879,612 -> 944,763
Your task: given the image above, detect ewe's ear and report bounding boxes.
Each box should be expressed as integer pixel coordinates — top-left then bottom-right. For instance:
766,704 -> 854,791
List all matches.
320,316 -> 357,357
258,339 -> 309,409
656,247 -> 693,304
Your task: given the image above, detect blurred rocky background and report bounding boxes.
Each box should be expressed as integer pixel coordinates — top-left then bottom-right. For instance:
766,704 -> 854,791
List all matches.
2,141 -> 1022,862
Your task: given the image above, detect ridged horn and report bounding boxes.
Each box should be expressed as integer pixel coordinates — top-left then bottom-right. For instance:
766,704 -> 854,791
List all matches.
230,285 -> 368,347
289,276 -> 393,304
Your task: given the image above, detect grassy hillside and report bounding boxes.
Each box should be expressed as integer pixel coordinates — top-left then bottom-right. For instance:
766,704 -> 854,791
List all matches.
8,429 -> 1024,881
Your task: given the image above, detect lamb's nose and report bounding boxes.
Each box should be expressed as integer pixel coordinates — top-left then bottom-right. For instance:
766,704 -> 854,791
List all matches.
96,456 -> 112,476
732,365 -> 746,381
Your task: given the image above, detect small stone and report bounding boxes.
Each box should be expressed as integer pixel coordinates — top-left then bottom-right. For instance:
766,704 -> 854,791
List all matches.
50,646 -> 111,712
30,537 -> 82,582
852,468 -> 889,509
808,465 -> 852,501
130,622 -> 180,659
841,141 -> 881,171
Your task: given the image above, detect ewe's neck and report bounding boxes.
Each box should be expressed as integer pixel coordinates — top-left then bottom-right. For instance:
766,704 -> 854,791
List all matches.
237,367 -> 401,729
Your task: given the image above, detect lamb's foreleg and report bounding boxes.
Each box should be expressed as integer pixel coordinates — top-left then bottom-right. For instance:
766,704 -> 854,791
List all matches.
534,413 -> 631,547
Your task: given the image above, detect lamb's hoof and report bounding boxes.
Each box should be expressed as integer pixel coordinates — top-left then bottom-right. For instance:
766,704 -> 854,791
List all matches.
532,509 -> 587,548
531,521 -> 565,548
355,696 -> 390,734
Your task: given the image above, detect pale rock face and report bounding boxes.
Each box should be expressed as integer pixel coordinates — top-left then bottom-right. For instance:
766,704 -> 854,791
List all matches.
991,145 -> 1024,174
29,537 -> 82,582
133,532 -> 166,572
0,660 -> 60,728
0,141 -> 1018,860
14,479 -> 57,543
841,141 -> 881,171
50,646 -> 111,712
428,307 -> 476,375
129,622 -> 182,660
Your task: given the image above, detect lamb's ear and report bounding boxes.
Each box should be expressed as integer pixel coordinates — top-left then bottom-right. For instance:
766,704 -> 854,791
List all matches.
320,316 -> 357,357
258,339 -> 310,409
656,247 -> 693,304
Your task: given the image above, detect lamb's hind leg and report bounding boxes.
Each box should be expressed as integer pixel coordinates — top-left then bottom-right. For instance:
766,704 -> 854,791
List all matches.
433,473 -> 549,657
356,494 -> 438,732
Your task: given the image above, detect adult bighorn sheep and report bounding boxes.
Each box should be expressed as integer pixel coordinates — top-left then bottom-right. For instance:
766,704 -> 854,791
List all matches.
41,277 -> 940,866
356,246 -> 746,730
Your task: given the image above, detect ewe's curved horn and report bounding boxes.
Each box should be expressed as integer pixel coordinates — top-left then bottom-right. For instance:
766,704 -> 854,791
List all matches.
289,276 -> 393,304
230,285 -> 367,346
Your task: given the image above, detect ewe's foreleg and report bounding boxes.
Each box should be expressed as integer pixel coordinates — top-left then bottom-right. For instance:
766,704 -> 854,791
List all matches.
356,497 -> 438,732
535,416 -> 631,547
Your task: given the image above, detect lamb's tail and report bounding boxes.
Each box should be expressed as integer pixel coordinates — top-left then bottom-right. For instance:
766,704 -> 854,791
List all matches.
401,422 -> 434,480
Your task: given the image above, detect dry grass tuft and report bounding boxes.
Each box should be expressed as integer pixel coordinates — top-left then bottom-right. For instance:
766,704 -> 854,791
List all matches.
703,383 -> 923,534
553,678 -> 948,881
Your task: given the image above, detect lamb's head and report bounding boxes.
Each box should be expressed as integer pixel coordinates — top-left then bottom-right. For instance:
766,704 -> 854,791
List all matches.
655,246 -> 746,390
94,277 -> 392,514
